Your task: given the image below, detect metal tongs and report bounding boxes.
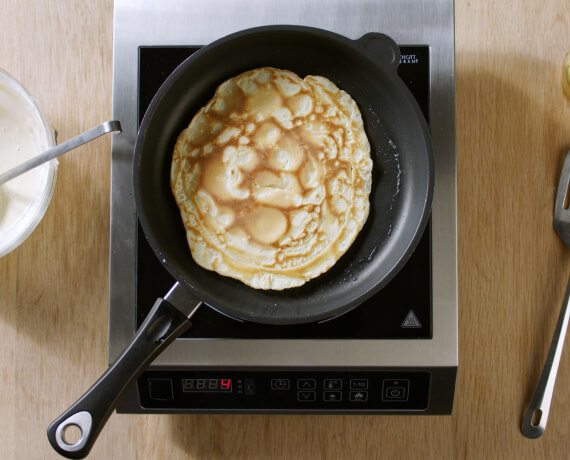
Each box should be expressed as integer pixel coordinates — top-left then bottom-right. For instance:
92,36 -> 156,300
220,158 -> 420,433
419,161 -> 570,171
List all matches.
521,150 -> 570,438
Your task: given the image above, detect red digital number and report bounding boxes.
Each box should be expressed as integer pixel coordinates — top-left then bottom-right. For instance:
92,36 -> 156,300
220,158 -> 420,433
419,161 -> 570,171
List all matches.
220,379 -> 231,390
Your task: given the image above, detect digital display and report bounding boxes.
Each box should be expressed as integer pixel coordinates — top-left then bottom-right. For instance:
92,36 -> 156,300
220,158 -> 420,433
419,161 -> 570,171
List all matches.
182,378 -> 232,393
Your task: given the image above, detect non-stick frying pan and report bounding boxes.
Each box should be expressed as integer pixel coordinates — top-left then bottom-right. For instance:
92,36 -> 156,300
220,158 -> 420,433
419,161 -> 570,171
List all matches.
48,25 -> 433,458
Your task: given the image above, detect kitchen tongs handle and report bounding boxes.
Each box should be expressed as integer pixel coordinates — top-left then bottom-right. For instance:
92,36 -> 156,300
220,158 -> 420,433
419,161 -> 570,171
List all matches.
521,271 -> 570,438
47,284 -> 202,458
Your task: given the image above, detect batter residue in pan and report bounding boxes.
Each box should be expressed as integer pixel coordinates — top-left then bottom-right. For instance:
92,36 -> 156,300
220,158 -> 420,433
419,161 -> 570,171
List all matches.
171,67 -> 373,290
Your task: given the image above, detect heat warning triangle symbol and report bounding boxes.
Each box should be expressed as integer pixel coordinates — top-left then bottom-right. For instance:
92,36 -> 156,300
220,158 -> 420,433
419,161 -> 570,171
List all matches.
401,309 -> 422,328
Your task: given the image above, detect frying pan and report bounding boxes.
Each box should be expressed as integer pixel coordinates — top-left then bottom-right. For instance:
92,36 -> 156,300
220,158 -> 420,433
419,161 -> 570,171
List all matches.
47,25 -> 433,458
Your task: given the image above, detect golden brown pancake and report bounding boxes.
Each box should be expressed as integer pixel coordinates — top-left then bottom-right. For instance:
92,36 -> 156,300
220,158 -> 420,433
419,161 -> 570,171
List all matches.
171,67 -> 372,290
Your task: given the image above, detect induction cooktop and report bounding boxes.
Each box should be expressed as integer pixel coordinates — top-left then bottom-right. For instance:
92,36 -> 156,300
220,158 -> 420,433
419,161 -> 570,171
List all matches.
109,0 -> 457,414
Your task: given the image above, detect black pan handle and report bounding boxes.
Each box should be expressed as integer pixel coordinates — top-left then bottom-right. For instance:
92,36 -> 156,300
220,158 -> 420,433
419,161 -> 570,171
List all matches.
47,283 -> 202,458
355,33 -> 401,69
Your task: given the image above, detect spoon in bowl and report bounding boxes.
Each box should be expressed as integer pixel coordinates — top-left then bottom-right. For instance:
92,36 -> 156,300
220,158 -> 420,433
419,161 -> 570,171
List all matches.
0,120 -> 121,185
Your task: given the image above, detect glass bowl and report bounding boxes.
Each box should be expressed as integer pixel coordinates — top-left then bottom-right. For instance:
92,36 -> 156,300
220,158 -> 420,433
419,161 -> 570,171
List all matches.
0,68 -> 57,257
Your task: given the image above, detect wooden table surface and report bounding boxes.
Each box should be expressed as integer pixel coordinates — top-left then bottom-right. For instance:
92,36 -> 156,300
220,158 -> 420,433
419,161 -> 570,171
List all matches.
1,1 -> 569,459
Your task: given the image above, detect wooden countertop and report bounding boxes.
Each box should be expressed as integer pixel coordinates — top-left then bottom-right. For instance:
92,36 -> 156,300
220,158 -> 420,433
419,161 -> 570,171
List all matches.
1,1 -> 569,458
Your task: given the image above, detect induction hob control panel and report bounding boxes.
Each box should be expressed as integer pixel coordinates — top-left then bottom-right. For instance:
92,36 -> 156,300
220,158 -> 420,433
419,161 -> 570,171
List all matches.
138,370 -> 430,412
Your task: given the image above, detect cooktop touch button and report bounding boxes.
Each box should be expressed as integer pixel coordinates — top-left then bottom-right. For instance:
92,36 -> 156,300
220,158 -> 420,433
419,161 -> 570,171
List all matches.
323,379 -> 342,390
381,379 -> 410,402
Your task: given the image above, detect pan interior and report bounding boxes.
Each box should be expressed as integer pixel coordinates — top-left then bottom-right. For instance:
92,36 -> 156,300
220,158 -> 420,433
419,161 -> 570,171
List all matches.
135,27 -> 433,324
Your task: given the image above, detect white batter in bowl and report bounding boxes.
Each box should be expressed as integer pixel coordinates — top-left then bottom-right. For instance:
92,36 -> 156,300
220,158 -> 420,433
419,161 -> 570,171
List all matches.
0,68 -> 57,257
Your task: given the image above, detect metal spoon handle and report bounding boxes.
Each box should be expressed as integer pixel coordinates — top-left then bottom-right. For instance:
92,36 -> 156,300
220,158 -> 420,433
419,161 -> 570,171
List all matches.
0,120 -> 122,185
521,272 -> 570,438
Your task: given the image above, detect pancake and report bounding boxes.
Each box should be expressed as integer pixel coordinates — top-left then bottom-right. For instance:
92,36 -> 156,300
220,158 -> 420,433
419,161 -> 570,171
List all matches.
171,67 -> 372,290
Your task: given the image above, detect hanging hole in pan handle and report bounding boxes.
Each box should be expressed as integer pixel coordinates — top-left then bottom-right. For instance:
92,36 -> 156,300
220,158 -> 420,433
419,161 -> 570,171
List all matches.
54,412 -> 93,454
355,33 -> 401,69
